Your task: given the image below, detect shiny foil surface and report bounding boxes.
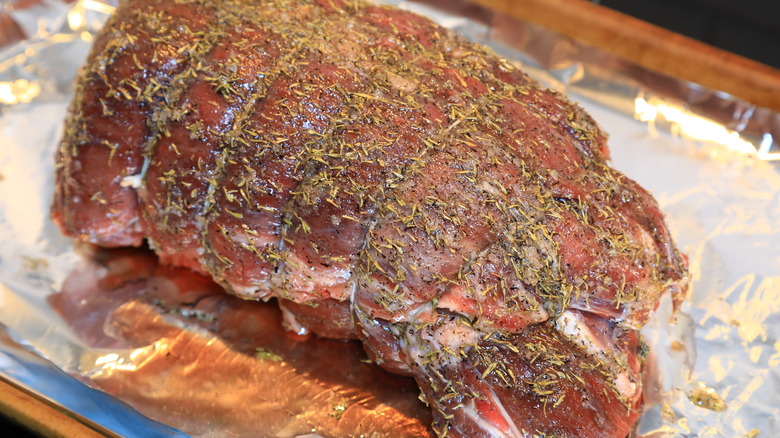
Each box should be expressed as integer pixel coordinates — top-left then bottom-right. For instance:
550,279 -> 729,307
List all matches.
0,0 -> 778,437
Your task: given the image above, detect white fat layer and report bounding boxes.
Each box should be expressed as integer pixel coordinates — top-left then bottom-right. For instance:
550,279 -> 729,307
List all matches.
555,310 -> 637,399
429,319 -> 481,353
227,281 -> 272,297
637,227 -> 657,255
556,310 -> 605,358
279,305 -> 309,336
613,372 -> 637,400
406,317 -> 481,370
119,173 -> 143,189
282,252 -> 353,298
461,386 -> 523,437
226,245 -> 356,302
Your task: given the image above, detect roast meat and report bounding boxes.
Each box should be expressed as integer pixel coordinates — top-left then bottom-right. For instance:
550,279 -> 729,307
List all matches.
52,0 -> 689,436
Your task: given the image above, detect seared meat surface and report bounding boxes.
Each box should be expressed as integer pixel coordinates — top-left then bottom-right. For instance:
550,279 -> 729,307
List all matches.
52,0 -> 688,436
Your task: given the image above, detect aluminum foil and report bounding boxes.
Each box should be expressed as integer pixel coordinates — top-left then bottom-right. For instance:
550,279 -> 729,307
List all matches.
1,0 -> 779,436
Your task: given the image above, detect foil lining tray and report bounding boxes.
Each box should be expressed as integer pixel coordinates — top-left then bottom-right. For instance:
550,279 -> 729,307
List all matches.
1,0 -> 779,436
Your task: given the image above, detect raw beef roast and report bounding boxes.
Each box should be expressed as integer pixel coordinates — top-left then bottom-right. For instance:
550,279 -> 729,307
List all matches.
52,0 -> 689,436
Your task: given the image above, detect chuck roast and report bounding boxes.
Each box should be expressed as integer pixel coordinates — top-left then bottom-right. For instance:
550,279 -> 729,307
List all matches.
52,0 -> 689,436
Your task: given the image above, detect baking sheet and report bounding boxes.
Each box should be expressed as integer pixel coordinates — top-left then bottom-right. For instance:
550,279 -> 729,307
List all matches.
1,0 -> 779,436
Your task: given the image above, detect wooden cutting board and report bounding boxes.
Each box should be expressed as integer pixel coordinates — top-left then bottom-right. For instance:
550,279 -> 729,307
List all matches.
469,0 -> 780,111
0,377 -> 110,437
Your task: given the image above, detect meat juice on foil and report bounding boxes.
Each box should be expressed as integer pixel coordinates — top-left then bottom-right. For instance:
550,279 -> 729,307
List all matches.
0,0 -> 778,437
52,244 -> 432,437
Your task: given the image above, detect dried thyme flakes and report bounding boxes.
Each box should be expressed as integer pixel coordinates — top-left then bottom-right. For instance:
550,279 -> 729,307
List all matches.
21,255 -> 49,272
329,400 -> 349,418
686,382 -> 727,412
57,0 -> 671,323
255,347 -> 283,362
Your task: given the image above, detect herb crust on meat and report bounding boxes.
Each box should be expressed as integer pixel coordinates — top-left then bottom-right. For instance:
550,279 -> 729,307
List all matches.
52,0 -> 689,436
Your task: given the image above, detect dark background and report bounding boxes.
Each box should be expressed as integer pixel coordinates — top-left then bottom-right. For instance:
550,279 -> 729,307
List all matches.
4,418 -> 40,437
597,0 -> 780,69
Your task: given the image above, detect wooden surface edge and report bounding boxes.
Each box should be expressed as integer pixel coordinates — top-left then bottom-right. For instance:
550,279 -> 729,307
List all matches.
469,0 -> 780,112
0,377 -> 108,438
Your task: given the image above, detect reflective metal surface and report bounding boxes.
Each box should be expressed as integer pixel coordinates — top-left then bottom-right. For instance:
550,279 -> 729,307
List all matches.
0,0 -> 778,436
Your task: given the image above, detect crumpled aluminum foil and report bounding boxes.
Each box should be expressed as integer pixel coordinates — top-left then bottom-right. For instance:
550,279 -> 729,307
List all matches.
0,0 -> 778,437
